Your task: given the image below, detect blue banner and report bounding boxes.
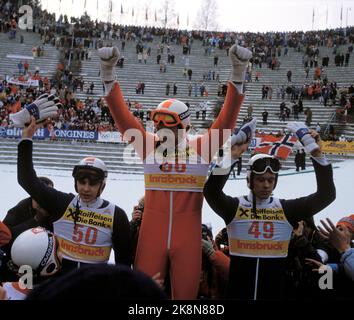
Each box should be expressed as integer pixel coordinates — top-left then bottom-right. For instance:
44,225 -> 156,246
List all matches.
49,129 -> 98,141
0,127 -> 98,141
0,126 -> 47,139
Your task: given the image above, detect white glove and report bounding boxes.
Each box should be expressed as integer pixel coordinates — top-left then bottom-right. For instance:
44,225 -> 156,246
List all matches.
287,122 -> 319,154
231,118 -> 257,145
229,44 -> 253,83
9,94 -> 60,128
98,47 -> 120,82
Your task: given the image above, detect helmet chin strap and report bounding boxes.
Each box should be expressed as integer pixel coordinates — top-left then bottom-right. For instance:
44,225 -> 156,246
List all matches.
97,181 -> 105,198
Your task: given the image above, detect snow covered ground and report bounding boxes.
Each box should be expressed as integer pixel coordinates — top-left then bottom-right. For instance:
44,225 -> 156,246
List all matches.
0,159 -> 352,234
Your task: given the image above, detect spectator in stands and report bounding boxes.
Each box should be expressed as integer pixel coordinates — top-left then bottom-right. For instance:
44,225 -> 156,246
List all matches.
236,156 -> 242,176
194,82 -> 198,97
196,103 -> 201,119
300,150 -> 306,170
314,66 -> 322,80
304,66 -> 310,79
247,104 -> 253,118
292,101 -> 299,120
137,52 -> 142,63
141,82 -> 145,95
17,61 -> 23,75
214,54 -> 219,67
305,107 -> 312,126
287,69 -> 292,82
295,150 -> 302,172
255,71 -> 260,82
188,82 -> 192,96
262,109 -> 268,125
187,68 -> 193,81
23,61 -> 29,75
135,82 -> 141,94
345,51 -> 350,67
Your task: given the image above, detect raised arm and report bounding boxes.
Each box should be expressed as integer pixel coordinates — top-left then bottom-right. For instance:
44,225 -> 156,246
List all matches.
203,142 -> 249,225
192,45 -> 252,162
99,47 -> 154,159
283,128 -> 336,225
18,118 -> 74,221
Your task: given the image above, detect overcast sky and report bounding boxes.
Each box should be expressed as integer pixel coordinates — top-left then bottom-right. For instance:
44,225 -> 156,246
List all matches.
40,0 -> 354,32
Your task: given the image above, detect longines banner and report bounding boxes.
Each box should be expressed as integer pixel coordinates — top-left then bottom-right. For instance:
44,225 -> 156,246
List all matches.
322,141 -> 354,154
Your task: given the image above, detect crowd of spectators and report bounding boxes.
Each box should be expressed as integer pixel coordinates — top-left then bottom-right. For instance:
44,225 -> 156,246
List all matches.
0,0 -> 353,139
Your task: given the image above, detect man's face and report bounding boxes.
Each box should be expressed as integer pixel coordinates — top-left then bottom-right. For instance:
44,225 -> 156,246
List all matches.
32,199 -> 48,216
156,123 -> 185,147
76,170 -> 103,203
336,225 -> 354,241
252,172 -> 276,200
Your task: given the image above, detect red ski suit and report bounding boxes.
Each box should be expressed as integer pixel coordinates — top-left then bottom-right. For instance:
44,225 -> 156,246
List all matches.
106,81 -> 244,299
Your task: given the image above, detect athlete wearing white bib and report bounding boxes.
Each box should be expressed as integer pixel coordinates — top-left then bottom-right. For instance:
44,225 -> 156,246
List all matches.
227,196 -> 293,258
54,196 -> 115,264
204,131 -> 336,300
17,129 -> 131,273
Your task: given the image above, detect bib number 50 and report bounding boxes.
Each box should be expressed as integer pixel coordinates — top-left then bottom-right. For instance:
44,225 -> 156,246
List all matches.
72,225 -> 98,245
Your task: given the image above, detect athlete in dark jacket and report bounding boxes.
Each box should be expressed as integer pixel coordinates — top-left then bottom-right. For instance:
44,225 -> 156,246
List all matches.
204,130 -> 336,300
17,118 -> 131,273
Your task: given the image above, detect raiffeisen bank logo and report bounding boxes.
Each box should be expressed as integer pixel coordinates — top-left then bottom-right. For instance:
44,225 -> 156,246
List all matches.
18,5 -> 33,30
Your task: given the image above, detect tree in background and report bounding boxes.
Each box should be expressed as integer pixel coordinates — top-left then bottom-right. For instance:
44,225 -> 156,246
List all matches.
194,0 -> 219,31
158,0 -> 177,29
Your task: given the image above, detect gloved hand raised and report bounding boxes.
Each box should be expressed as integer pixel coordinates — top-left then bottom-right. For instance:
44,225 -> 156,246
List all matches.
229,44 -> 253,83
98,46 -> 120,82
287,122 -> 319,154
9,94 -> 60,128
231,118 -> 257,146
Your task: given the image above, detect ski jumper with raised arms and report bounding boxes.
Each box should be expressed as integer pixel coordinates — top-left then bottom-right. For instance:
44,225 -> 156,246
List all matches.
106,81 -> 244,299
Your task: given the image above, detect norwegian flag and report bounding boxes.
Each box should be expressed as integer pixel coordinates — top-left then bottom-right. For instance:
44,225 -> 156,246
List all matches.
255,134 -> 297,160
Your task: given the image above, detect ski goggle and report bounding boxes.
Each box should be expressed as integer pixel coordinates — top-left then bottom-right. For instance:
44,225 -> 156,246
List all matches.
251,158 -> 281,174
150,110 -> 182,128
75,171 -> 103,186
38,233 -> 61,277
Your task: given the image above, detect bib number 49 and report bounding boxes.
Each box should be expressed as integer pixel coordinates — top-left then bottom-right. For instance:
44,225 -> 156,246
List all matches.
248,222 -> 274,239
